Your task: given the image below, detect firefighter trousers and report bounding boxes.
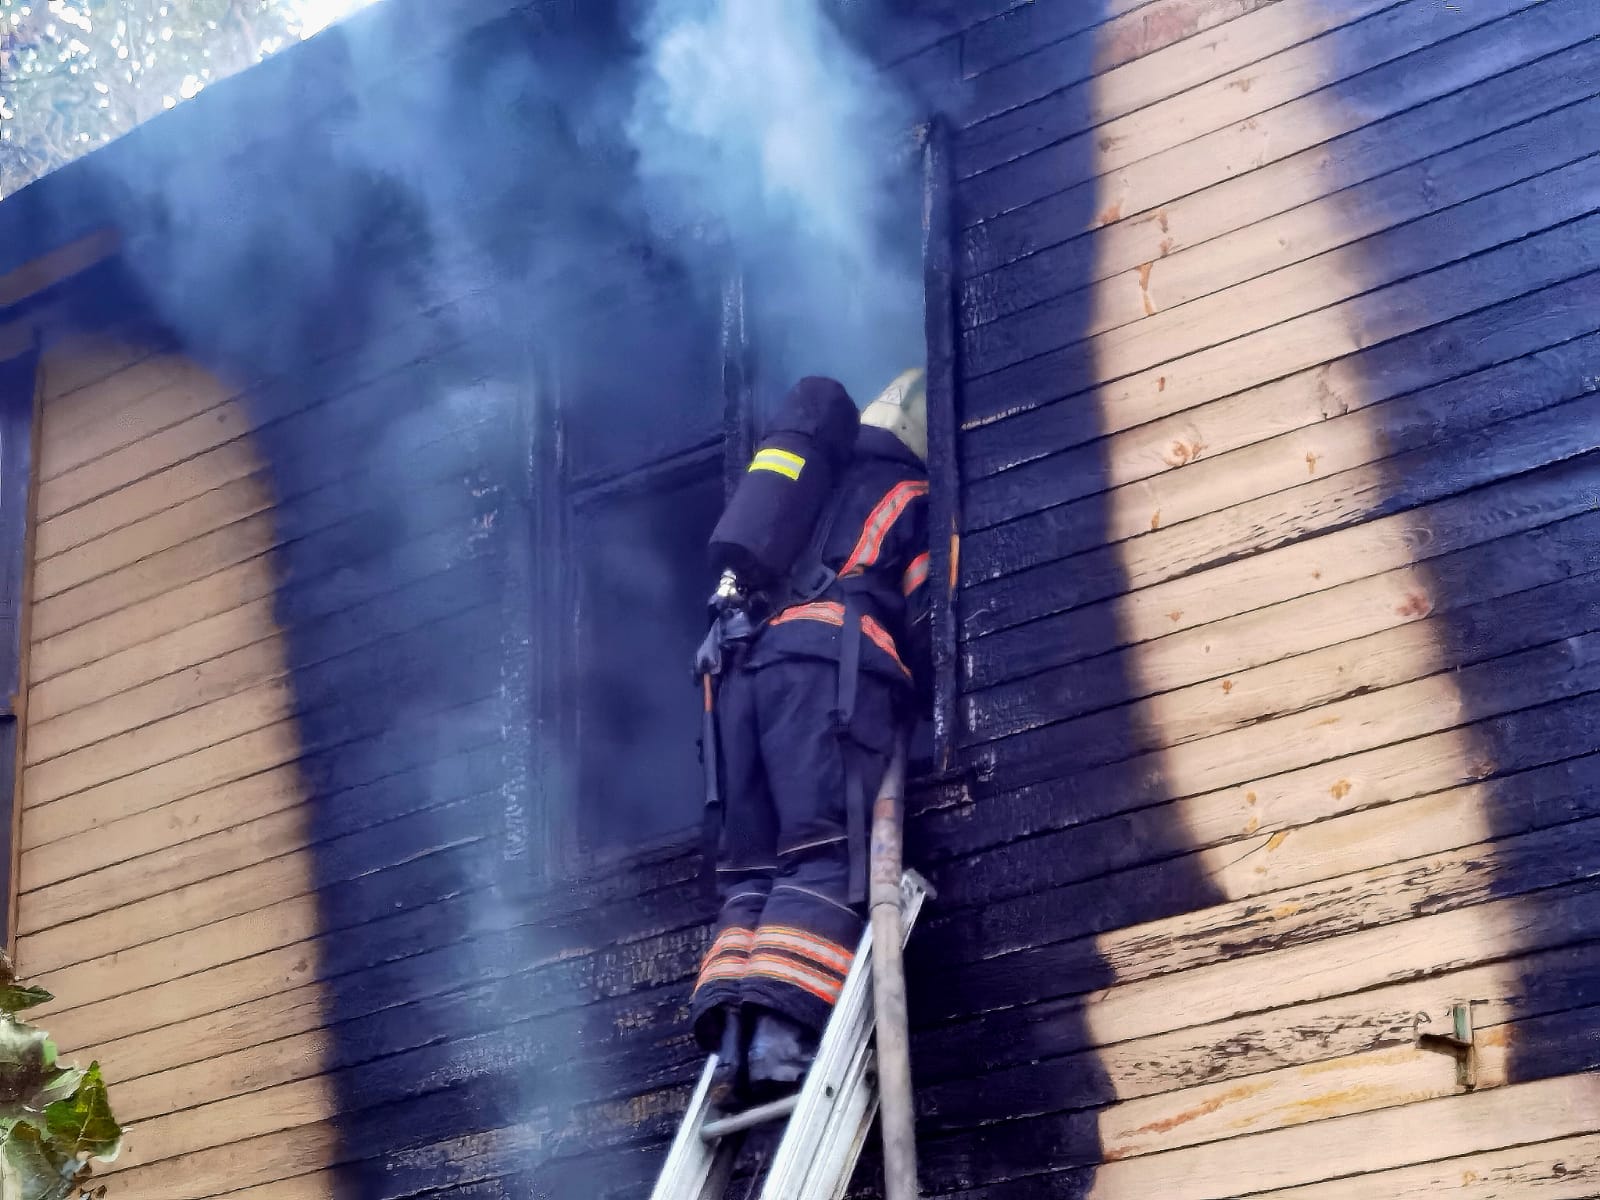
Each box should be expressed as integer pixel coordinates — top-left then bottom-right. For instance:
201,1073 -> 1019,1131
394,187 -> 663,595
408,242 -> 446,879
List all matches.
691,656 -> 896,1050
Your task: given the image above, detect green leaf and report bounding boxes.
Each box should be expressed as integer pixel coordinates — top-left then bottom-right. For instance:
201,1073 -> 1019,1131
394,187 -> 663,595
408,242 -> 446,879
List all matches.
0,1017 -> 58,1109
0,1121 -> 78,1200
0,986 -> 53,1016
44,1064 -> 121,1163
35,1069 -> 83,1110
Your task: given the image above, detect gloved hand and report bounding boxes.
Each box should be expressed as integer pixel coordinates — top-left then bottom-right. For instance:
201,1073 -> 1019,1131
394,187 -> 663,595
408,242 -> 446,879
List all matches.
693,620 -> 723,681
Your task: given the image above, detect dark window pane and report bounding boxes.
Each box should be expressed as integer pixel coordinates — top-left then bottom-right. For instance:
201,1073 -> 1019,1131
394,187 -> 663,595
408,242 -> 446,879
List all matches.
563,281 -> 723,484
572,469 -> 723,849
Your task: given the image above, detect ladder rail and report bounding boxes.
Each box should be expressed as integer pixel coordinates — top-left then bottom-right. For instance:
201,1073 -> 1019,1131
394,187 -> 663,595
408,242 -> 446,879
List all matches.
759,873 -> 929,1199
649,871 -> 931,1200
650,1055 -> 739,1200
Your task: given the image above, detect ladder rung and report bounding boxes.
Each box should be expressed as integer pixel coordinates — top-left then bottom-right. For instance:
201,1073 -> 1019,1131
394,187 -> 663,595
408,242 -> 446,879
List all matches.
699,1095 -> 799,1142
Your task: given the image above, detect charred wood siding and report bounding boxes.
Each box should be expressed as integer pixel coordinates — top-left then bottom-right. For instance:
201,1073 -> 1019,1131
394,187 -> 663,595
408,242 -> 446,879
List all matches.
5,0 -> 1598,1197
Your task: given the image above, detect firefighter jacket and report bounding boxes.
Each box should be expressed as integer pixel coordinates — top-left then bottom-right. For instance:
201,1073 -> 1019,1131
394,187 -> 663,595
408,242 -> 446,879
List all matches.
745,425 -> 933,711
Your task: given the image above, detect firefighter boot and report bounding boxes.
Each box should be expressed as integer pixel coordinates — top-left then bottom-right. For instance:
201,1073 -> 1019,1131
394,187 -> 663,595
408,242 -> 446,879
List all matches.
708,1004 -> 747,1109
746,1008 -> 819,1099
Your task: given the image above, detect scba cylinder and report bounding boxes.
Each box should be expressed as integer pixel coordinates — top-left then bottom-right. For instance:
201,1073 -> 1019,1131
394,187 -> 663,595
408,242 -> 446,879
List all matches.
709,376 -> 860,590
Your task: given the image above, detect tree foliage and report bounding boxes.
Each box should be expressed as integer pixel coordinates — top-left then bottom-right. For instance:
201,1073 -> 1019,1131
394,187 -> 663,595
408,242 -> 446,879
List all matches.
0,0 -> 369,198
0,953 -> 121,1200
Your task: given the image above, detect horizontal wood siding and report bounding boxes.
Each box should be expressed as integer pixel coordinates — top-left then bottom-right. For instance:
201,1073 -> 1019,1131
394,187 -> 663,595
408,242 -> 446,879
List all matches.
5,1 -> 1596,1197
906,0 -> 1600,1196
13,333 -> 339,1191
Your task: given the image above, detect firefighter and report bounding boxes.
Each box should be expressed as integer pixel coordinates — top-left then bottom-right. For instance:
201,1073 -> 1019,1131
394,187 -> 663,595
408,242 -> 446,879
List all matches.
691,369 -> 932,1105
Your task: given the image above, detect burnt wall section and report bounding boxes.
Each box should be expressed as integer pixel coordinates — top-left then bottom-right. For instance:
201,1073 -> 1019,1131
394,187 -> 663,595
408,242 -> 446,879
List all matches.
7,0 -> 1599,1197
921,0 -> 1600,1196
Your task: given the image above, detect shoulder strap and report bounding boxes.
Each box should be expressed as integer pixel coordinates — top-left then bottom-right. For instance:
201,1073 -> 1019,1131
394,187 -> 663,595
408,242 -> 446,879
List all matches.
784,473 -> 851,605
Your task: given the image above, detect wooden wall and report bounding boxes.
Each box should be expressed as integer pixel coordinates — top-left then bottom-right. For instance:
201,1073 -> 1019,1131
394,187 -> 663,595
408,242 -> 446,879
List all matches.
14,331 -> 339,1194
4,1 -> 1597,1198
912,0 -> 1600,1195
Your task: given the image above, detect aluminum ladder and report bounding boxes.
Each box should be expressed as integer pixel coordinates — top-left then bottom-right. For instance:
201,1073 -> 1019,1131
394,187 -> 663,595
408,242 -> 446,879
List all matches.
649,870 -> 932,1200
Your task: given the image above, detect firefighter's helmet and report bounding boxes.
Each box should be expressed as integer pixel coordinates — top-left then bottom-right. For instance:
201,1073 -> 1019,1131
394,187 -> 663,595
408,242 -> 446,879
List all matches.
861,367 -> 928,462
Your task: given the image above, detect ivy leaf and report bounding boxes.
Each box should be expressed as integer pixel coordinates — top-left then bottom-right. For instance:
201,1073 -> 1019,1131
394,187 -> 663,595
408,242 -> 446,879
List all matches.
0,985 -> 54,1015
35,1069 -> 83,1110
44,1064 -> 121,1163
0,1016 -> 58,1111
0,1120 -> 79,1200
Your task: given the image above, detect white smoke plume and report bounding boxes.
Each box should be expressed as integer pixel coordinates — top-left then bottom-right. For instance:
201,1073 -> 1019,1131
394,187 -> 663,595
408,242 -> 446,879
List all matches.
628,0 -> 926,409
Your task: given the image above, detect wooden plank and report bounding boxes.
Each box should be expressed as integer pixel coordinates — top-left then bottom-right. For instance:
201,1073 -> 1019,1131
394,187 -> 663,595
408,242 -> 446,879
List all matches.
971,569 -> 1598,802
93,982 -> 328,1095
20,761 -> 305,892
927,672 -> 1600,871
960,0 -> 1574,238
925,803 -> 1600,1023
19,809 -> 317,959
23,675 -> 297,808
19,734 -> 501,898
35,427 -> 262,557
29,596 -> 279,724
961,26 -> 1600,292
963,342 -> 1599,596
966,440 -> 1598,650
984,619 -> 1600,812
0,229 -> 119,309
29,554 -> 278,684
6,337 -> 44,958
36,397 -> 255,523
918,935 -> 1600,1116
20,682 -> 501,852
934,748 -> 1600,957
34,837 -> 486,1014
109,1074 -> 338,1176
30,454 -> 488,645
37,356 -> 232,481
918,1004 -> 1600,1184
964,147 -> 1600,383
27,635 -> 286,768
98,1121 -> 341,1200
37,857 -> 698,1055
962,0 -> 1161,77
966,496 -> 1600,728
31,543 -> 500,761
966,265 -> 1600,535
960,0 -> 1304,134
30,510 -> 279,642
22,719 -> 303,848
35,331 -> 167,413
965,540 -> 1600,752
934,1075 -> 1599,1199
958,0 -> 1552,225
77,864 -> 693,1089
20,790 -> 487,969
915,878 -> 1600,1088
1250,1132 -> 1600,1199
962,0 -> 1402,171
963,88 -> 1600,343
36,471 -> 275,601
964,197 -> 1600,451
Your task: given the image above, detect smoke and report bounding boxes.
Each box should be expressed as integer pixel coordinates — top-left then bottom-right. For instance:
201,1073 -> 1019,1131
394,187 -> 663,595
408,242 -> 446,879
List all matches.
628,0 -> 926,408
34,0 -> 928,1184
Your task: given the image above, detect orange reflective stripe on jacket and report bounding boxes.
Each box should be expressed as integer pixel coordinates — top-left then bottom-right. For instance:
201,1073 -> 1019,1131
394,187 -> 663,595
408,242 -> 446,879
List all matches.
840,480 -> 928,576
902,552 -> 930,596
769,601 -> 910,677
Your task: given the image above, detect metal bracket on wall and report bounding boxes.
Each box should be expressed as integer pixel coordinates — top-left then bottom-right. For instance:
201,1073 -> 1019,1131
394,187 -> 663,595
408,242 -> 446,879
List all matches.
1417,1002 -> 1477,1090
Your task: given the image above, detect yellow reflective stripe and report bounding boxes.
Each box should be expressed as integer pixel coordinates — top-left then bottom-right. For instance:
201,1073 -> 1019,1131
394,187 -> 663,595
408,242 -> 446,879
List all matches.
749,448 -> 806,481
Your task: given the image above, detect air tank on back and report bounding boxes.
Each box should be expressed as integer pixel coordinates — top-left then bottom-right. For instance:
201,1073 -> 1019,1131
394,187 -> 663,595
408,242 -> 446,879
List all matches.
708,375 -> 861,592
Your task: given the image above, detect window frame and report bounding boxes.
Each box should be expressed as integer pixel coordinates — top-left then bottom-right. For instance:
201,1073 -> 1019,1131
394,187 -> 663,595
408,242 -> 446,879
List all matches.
528,121 -> 962,880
